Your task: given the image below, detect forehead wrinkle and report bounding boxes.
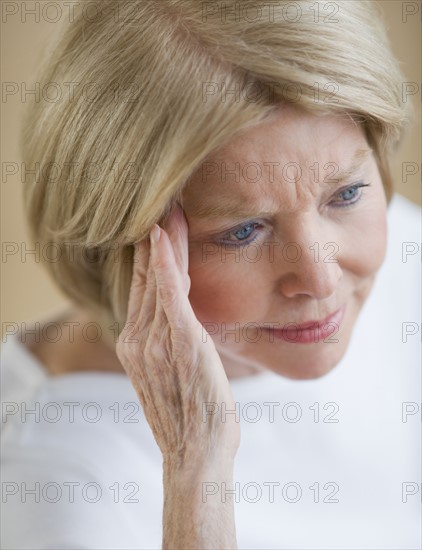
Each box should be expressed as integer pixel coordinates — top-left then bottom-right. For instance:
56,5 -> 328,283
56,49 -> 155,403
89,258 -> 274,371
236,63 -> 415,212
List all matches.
188,190 -> 281,220
185,156 -> 282,219
185,145 -> 373,220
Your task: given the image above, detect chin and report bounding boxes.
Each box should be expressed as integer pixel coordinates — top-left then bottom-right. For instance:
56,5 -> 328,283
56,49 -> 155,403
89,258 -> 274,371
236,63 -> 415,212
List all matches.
263,327 -> 352,381
259,291 -> 369,381
269,353 -> 342,381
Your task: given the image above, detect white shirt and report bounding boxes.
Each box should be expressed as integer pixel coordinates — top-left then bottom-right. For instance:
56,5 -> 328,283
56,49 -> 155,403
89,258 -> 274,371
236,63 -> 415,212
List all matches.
1,193 -> 421,550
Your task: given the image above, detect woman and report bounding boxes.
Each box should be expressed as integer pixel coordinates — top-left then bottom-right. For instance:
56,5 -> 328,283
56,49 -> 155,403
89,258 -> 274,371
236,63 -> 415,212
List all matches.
2,1 -> 420,548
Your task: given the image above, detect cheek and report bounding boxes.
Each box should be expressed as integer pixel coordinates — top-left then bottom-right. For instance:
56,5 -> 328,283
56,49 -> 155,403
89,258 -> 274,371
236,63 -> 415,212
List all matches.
342,193 -> 388,278
188,250 -> 270,324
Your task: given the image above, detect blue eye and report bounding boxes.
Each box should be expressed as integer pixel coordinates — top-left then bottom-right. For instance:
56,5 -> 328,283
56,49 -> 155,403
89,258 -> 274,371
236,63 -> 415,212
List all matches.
215,183 -> 370,249
218,222 -> 261,248
233,223 -> 255,241
332,182 -> 371,207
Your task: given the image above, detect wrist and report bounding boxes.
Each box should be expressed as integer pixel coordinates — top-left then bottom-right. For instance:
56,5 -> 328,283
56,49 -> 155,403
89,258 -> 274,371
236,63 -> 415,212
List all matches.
162,450 -> 238,549
164,450 -> 234,474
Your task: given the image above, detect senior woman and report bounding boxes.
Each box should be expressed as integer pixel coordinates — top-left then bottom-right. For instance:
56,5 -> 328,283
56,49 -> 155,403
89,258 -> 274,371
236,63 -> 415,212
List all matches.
1,0 -> 420,548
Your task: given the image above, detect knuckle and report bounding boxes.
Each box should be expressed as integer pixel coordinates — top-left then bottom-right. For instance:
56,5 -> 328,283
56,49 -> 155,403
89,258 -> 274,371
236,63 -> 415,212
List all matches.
158,285 -> 178,306
183,274 -> 192,294
144,275 -> 156,292
116,323 -> 142,358
144,333 -> 167,361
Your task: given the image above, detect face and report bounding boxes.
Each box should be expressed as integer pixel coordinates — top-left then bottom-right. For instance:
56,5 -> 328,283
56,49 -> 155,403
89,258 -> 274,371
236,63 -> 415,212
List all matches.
181,105 -> 388,380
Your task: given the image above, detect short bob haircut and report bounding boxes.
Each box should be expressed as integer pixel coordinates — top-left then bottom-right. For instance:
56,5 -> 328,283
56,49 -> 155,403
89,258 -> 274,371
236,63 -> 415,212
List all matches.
22,0 -> 408,346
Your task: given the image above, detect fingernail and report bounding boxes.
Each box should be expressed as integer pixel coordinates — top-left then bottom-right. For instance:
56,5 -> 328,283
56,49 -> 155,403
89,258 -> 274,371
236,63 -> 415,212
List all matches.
150,224 -> 161,244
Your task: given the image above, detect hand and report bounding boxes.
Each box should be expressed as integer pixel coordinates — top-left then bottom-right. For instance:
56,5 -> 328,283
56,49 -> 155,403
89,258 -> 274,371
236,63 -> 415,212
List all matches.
116,203 -> 240,467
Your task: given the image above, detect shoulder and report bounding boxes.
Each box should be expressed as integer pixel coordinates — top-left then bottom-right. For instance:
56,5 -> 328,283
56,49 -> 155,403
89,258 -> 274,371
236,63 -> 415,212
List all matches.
1,329 -> 48,407
1,351 -> 163,548
1,336 -> 160,469
2,445 -> 160,549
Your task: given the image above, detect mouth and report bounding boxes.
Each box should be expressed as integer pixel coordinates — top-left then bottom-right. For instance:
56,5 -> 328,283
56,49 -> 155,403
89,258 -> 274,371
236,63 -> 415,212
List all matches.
261,305 -> 347,344
290,307 -> 346,330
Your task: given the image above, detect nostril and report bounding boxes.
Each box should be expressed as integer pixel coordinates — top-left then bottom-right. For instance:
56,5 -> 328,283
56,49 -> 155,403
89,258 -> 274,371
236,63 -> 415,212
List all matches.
278,258 -> 342,299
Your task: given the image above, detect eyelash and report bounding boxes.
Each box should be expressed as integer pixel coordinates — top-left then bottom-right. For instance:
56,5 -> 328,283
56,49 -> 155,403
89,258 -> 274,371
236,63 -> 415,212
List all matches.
216,182 -> 371,248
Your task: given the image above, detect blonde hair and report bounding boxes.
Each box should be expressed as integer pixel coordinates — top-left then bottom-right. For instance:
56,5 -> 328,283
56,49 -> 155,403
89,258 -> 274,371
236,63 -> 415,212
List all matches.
22,0 -> 409,345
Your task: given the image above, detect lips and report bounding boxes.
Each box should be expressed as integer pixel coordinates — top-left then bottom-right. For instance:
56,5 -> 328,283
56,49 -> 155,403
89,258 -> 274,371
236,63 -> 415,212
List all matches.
261,305 -> 347,344
288,308 -> 344,331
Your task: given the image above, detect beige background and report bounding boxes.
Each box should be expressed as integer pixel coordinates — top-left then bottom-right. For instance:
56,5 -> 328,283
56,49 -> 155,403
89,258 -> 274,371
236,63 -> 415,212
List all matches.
1,1 -> 421,331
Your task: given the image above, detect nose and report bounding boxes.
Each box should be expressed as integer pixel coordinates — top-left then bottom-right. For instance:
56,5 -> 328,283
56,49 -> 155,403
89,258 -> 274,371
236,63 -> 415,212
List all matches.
275,235 -> 343,300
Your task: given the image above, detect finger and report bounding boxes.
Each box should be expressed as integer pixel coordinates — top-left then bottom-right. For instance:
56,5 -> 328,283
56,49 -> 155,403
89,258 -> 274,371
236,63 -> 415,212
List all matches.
135,238 -> 158,333
161,202 -> 190,293
125,237 -> 150,326
149,224 -> 200,332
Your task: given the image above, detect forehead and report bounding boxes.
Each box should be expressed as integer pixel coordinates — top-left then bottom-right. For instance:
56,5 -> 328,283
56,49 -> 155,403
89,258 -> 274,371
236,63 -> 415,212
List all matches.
183,106 -> 370,215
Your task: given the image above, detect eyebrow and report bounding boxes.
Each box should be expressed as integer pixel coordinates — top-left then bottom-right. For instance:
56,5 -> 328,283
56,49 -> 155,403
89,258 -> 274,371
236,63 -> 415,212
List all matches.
189,147 -> 373,220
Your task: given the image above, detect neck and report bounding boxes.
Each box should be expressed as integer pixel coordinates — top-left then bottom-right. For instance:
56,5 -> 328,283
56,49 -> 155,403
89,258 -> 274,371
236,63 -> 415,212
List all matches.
24,306 -> 263,380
